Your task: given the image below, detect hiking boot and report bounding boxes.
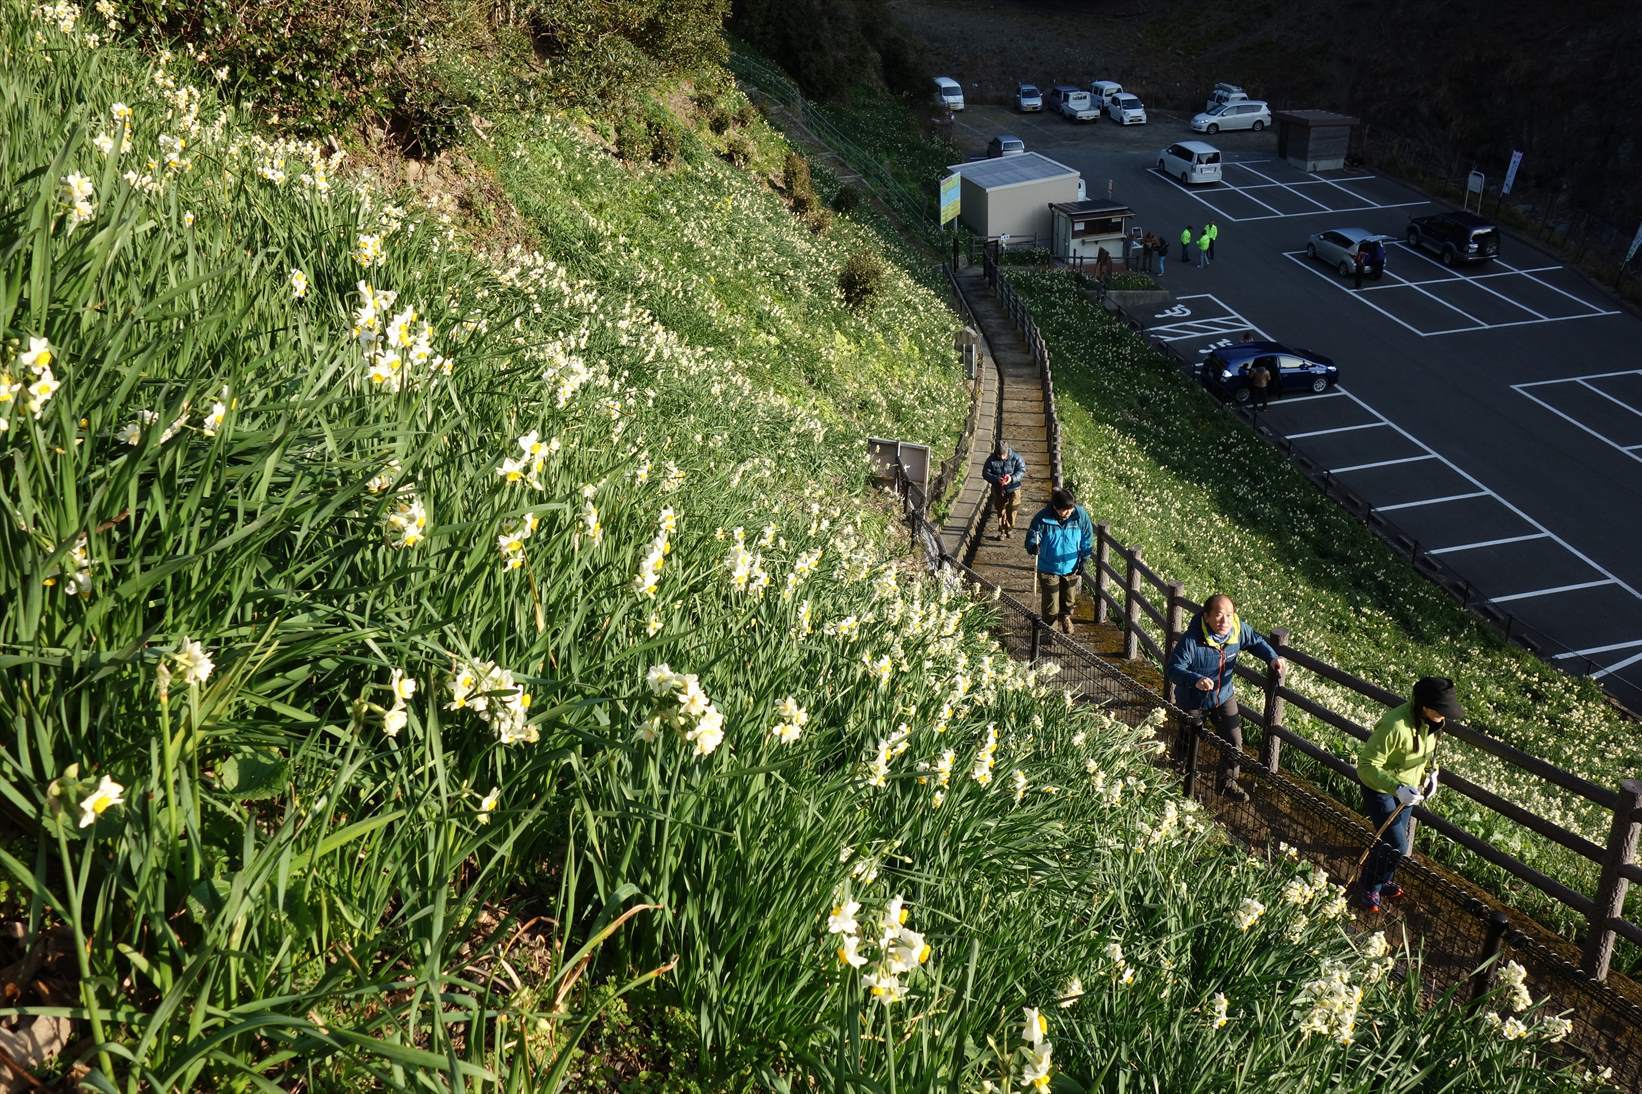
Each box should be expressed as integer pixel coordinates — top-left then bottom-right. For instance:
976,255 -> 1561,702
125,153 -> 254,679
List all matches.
1350,886 -> 1384,914
1379,883 -> 1407,902
1218,781 -> 1250,803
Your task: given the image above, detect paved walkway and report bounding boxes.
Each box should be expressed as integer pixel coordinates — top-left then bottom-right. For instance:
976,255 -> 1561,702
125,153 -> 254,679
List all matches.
950,268 -> 1064,629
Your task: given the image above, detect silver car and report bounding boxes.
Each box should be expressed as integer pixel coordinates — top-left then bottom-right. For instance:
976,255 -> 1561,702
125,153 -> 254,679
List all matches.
1305,228 -> 1388,278
1190,100 -> 1270,134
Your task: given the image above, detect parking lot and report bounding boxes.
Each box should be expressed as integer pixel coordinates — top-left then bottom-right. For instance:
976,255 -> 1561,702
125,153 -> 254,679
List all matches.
952,105 -> 1642,707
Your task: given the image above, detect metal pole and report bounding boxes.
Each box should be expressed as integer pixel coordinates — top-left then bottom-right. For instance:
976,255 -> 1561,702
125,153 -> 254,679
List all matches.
1468,911 -> 1511,1007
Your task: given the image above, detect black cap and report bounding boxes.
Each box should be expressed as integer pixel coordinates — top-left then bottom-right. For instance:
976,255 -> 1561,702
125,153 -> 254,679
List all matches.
994,439 -> 1008,456
1412,676 -> 1464,722
1050,488 -> 1076,509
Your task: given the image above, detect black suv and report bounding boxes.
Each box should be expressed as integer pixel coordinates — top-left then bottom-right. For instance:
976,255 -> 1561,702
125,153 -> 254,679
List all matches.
1405,210 -> 1500,266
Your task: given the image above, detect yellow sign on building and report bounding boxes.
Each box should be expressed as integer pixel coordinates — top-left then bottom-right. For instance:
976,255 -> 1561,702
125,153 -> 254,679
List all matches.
939,173 -> 960,225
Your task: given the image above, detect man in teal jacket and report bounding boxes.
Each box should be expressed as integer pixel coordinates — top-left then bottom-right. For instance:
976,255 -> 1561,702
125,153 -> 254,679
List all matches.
1024,487 -> 1093,635
1353,676 -> 1463,913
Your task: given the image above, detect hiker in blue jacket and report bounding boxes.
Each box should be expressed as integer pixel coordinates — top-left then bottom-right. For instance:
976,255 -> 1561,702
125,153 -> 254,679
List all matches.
1165,593 -> 1286,801
1024,487 -> 1094,635
981,439 -> 1027,539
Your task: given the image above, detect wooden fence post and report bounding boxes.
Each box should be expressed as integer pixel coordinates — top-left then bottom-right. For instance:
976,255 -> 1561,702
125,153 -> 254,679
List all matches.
1163,583 -> 1185,705
1261,627 -> 1288,773
1093,523 -> 1110,625
1122,546 -> 1144,661
1580,778 -> 1642,981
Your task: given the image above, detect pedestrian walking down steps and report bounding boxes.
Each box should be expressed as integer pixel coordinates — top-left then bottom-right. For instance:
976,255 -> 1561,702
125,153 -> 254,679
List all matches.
982,439 -> 1026,539
1165,594 -> 1285,802
1352,676 -> 1463,914
1024,487 -> 1094,636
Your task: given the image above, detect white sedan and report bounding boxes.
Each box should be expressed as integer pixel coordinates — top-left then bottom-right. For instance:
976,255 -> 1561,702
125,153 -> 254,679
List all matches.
1107,93 -> 1147,125
1305,228 -> 1389,278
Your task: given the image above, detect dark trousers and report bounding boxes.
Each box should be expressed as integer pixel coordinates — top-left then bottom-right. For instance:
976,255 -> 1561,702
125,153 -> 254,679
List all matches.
1359,787 -> 1412,893
1184,697 -> 1243,784
1354,262 -> 1364,289
1251,384 -> 1270,409
1208,237 -> 1216,260
1180,242 -> 1190,262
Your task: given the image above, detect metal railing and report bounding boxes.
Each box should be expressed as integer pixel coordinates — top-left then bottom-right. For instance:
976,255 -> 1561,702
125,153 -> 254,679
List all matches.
964,262 -> 1642,983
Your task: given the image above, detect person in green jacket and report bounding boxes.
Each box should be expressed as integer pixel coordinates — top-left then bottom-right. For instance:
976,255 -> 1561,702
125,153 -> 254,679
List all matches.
1180,225 -> 1194,264
1352,676 -> 1464,912
1206,220 -> 1218,260
1197,229 -> 1212,268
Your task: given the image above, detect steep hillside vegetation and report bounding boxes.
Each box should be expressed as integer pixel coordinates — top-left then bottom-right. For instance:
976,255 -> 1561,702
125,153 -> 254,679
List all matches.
0,2 -> 1595,1088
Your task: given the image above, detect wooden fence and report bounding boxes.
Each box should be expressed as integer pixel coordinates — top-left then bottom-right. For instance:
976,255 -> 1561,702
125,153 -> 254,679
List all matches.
981,264 -> 1642,981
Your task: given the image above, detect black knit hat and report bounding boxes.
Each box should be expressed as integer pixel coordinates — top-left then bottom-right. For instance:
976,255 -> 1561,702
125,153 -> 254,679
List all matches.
1412,676 -> 1464,721
994,439 -> 1009,457
1050,488 -> 1077,510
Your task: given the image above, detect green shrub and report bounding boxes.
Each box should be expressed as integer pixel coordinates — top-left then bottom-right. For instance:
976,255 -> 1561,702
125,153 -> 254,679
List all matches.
614,112 -> 649,163
830,183 -> 861,214
1106,270 -> 1158,290
519,0 -> 729,106
648,112 -> 684,166
722,133 -> 754,168
706,102 -> 733,135
838,249 -> 885,309
781,151 -> 812,197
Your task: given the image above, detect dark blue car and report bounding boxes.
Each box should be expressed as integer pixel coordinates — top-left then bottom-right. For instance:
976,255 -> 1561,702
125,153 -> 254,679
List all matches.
1201,341 -> 1339,404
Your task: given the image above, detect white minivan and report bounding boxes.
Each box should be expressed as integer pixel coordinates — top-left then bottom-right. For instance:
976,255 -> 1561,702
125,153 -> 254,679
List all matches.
1158,141 -> 1223,184
932,76 -> 965,112
1089,80 -> 1124,107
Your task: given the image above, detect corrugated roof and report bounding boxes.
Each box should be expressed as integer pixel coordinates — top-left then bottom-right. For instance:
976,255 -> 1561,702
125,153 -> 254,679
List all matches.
1049,199 -> 1132,216
945,152 -> 1078,189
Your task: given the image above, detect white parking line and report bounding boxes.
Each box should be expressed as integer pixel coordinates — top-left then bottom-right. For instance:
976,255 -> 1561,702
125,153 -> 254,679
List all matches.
1148,168 -> 1426,223
1283,252 -> 1432,336
1150,317 -> 1256,340
1553,638 -> 1642,660
1512,383 -> 1642,465
1594,650 -> 1642,680
1287,422 -> 1388,439
1274,390 -> 1347,404
1519,368 -> 1642,386
1377,267 -> 1489,326
1578,378 -> 1642,418
1329,454 -> 1438,473
1229,162 -> 1333,211
1427,532 -> 1551,555
1372,491 -> 1490,511
1492,579 -> 1617,604
1356,265 -> 1561,289
1494,258 -> 1618,316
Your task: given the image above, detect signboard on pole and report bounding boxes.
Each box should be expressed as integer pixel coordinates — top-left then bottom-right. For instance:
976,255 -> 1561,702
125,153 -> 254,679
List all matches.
1502,150 -> 1524,195
1626,221 -> 1642,267
1466,170 -> 1485,194
939,173 -> 960,226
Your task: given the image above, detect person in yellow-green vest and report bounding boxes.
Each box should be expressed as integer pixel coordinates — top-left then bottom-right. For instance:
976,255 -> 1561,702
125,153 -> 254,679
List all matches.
1165,594 -> 1285,801
1197,229 -> 1212,268
1352,676 -> 1465,913
1180,224 -> 1194,263
1206,220 -> 1218,260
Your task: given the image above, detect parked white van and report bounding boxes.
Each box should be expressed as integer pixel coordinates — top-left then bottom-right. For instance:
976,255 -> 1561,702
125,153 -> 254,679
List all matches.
1205,82 -> 1247,112
932,76 -> 965,112
1089,80 -> 1124,107
1158,141 -> 1224,184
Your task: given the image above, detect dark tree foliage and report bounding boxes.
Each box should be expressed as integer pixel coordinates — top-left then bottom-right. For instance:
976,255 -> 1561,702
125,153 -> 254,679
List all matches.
731,0 -> 928,101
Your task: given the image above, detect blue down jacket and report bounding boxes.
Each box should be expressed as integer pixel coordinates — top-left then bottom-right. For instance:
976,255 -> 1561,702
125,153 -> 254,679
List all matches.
1025,505 -> 1093,576
1166,611 -> 1280,710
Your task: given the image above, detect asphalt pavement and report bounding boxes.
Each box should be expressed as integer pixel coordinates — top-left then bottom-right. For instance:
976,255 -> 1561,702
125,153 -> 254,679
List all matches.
953,105 -> 1642,712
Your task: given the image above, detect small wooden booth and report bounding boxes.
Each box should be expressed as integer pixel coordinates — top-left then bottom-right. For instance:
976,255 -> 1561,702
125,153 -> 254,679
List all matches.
1274,110 -> 1359,172
1049,199 -> 1135,265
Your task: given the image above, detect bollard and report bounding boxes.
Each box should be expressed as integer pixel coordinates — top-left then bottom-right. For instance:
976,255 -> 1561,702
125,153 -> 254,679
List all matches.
1468,911 -> 1511,1007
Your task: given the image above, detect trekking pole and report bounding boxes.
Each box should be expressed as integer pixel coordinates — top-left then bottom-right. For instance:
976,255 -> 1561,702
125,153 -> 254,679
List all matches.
1354,799 -> 1412,874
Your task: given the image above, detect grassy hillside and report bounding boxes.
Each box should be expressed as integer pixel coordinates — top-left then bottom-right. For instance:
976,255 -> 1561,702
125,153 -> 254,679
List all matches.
0,3 -> 1594,1088
1005,269 -> 1638,961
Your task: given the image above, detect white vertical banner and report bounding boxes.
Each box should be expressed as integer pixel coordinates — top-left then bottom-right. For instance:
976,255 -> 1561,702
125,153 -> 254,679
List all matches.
1502,150 -> 1524,195
1626,221 -> 1642,267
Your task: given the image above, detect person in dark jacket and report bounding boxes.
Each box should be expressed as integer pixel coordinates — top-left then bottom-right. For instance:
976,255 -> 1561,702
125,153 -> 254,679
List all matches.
981,440 -> 1027,539
1025,487 -> 1094,635
1165,594 -> 1285,801
1352,676 -> 1461,912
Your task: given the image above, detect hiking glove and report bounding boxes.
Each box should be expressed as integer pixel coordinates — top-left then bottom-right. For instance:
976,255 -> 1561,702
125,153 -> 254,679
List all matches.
1394,784 -> 1424,808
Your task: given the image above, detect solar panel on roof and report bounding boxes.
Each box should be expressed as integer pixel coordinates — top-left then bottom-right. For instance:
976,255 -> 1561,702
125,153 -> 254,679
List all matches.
946,153 -> 1077,188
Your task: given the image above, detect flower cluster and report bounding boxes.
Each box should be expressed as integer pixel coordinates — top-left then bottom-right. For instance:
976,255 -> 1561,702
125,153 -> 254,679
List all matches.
632,507 -> 674,597
1017,1006 -> 1054,1091
2,337 -> 60,427
576,483 -> 603,546
770,695 -> 807,743
61,171 -> 96,232
1497,959 -> 1533,1012
448,659 -> 535,745
1296,960 -> 1363,1045
383,492 -> 428,549
916,747 -> 955,808
825,896 -> 931,1006
1104,939 -> 1137,986
724,527 -> 769,596
640,664 -> 725,757
380,668 -> 417,737
970,723 -> 998,785
1231,897 -> 1266,932
496,511 -> 541,572
353,283 -> 449,392
864,724 -> 910,788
